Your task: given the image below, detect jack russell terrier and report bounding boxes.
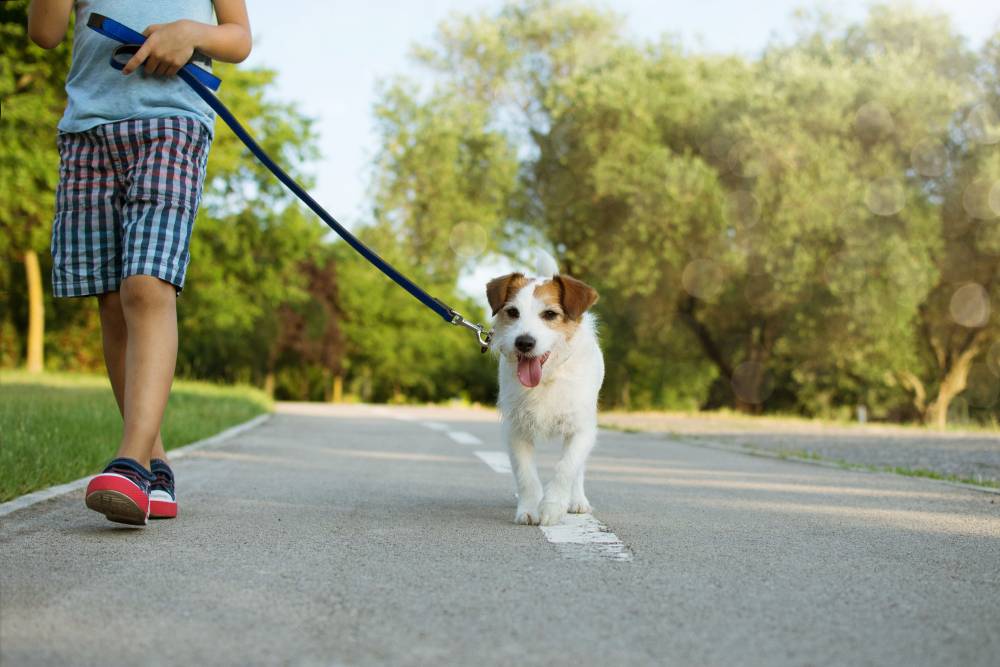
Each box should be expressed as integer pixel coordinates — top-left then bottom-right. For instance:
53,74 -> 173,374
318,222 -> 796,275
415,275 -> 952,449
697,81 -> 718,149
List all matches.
486,254 -> 604,526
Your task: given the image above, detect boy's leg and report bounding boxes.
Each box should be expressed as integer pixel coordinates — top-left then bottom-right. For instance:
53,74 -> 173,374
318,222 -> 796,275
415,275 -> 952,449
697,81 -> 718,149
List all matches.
113,275 -> 178,469
98,291 -> 170,464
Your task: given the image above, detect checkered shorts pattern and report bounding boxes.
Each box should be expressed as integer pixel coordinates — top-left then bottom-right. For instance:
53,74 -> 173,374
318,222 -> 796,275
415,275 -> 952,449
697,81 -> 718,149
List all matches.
51,117 -> 210,297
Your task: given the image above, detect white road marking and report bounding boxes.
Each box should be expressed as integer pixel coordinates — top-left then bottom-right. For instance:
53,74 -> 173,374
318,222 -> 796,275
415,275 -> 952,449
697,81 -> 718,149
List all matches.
475,450 -> 511,474
419,421 -> 449,431
471,448 -> 633,563
446,431 -> 483,445
540,513 -> 634,562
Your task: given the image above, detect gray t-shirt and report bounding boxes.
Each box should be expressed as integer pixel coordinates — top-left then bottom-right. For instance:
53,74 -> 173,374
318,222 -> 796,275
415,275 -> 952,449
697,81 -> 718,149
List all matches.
58,0 -> 216,134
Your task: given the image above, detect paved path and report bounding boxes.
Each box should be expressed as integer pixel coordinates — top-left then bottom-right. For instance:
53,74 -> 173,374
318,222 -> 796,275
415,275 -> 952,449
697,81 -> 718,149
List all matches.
2,404 -> 998,666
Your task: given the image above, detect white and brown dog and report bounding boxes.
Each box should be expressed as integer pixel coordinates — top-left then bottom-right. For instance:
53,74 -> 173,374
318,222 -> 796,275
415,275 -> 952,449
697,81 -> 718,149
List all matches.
486,254 -> 604,526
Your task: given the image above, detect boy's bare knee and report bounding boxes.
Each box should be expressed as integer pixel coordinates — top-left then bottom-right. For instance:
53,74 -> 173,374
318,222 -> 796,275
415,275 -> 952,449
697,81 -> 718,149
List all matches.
120,275 -> 176,312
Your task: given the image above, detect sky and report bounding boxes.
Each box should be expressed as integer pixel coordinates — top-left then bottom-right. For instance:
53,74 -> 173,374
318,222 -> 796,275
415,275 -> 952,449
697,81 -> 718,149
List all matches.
240,0 -> 999,297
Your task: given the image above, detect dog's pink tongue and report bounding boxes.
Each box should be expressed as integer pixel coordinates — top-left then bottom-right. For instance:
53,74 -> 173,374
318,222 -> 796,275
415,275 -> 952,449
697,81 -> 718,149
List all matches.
517,356 -> 543,388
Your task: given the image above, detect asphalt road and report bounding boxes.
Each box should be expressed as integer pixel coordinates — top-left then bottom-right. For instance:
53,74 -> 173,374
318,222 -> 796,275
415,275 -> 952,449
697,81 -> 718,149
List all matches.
2,403 -> 998,667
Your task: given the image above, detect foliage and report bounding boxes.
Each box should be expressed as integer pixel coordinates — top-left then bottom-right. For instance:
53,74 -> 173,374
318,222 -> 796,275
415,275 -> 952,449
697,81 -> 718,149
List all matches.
370,0 -> 1000,423
2,0 -> 998,424
0,0 -> 70,256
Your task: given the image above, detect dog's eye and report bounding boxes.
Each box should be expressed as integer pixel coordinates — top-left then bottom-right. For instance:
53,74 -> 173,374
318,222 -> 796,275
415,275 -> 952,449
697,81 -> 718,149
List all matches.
505,307 -> 520,319
541,310 -> 559,321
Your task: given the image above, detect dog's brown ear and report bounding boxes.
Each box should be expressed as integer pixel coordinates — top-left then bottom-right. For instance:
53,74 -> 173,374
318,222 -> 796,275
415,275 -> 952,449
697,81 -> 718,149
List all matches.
554,274 -> 599,321
486,273 -> 526,315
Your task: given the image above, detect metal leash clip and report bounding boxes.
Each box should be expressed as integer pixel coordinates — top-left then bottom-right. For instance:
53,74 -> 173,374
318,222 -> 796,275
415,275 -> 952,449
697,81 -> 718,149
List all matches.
449,312 -> 493,353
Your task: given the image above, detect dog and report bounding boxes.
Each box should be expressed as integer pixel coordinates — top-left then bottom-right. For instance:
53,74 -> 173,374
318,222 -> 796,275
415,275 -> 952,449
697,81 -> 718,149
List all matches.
486,253 -> 604,526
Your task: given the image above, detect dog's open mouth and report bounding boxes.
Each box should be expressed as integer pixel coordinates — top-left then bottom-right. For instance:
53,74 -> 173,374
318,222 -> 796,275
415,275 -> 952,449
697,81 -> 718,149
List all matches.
516,351 -> 550,388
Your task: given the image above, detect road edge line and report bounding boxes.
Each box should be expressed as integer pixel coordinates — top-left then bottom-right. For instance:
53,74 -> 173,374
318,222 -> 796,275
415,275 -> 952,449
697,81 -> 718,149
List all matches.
0,413 -> 272,518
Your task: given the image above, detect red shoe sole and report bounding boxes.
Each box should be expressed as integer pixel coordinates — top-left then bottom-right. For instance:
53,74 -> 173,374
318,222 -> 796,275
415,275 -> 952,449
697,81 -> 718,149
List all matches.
149,498 -> 177,519
85,474 -> 149,526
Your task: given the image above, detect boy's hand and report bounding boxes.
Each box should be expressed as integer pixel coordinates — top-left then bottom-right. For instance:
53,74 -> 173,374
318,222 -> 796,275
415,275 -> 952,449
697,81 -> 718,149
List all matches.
122,20 -> 198,77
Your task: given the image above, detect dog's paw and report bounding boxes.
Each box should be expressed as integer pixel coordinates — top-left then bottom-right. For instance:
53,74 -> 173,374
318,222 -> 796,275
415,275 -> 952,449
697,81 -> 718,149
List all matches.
514,507 -> 540,525
567,497 -> 592,514
538,500 -> 568,526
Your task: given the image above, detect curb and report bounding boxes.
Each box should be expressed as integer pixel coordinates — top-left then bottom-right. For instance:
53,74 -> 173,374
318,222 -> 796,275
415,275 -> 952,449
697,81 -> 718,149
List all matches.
0,413 -> 271,519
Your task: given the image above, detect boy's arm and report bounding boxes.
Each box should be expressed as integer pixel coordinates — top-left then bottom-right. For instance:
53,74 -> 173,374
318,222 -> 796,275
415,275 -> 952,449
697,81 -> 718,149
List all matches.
27,0 -> 74,49
123,0 -> 252,77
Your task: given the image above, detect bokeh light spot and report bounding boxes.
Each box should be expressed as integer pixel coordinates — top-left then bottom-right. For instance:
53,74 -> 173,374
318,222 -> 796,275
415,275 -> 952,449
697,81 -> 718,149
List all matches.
731,361 -> 774,404
865,178 -> 905,216
681,259 -> 726,301
909,139 -> 947,178
962,179 -> 999,220
448,222 -> 487,259
948,283 -> 990,328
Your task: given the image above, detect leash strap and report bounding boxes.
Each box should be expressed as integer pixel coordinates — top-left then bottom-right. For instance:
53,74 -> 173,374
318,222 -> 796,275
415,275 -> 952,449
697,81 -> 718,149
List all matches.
87,13 -> 492,351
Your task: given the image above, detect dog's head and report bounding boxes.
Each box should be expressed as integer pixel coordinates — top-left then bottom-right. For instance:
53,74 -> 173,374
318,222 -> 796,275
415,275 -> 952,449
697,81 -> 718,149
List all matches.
486,272 -> 599,388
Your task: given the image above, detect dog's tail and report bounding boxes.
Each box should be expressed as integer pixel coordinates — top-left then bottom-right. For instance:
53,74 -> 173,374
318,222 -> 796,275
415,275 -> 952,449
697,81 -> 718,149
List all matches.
536,250 -> 559,278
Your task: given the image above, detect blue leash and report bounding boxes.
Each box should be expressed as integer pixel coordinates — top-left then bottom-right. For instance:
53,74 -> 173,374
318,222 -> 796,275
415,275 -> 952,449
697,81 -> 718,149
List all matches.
86,13 -> 492,352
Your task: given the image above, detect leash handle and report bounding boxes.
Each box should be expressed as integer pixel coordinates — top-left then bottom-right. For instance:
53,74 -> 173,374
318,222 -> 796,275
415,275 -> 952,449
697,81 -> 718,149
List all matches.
86,13 -> 221,91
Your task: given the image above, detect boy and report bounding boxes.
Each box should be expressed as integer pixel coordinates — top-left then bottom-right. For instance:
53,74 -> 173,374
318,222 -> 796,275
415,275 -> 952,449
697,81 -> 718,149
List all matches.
28,0 -> 251,525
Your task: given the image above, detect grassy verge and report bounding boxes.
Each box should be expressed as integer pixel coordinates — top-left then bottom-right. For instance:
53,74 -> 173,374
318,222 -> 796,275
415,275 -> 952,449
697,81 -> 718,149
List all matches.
601,421 -> 1000,491
763,446 -> 1000,490
0,370 -> 271,502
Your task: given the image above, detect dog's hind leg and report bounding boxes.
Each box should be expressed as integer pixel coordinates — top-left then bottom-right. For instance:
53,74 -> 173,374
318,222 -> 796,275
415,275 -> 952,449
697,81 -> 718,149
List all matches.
504,421 -> 543,525
539,426 -> 597,526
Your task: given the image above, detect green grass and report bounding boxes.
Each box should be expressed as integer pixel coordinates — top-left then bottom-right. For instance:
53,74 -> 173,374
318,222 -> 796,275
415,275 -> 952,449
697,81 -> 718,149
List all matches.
740,444 -> 1000,490
0,370 -> 272,502
601,423 -> 1000,491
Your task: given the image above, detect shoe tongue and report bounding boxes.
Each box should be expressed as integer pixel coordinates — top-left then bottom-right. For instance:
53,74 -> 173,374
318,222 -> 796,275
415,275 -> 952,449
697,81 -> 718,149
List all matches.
107,457 -> 154,481
517,356 -> 543,388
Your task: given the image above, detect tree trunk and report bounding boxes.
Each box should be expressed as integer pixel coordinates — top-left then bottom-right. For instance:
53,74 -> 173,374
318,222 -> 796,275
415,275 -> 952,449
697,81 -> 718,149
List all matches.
925,369 -> 967,429
897,370 -> 927,417
23,249 -> 44,374
264,371 -> 275,398
923,334 -> 986,429
331,374 -> 343,403
677,296 -> 733,378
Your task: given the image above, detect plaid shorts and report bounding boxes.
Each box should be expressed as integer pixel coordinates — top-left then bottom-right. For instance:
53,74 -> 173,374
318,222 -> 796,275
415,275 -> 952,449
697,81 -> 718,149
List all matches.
51,117 -> 210,297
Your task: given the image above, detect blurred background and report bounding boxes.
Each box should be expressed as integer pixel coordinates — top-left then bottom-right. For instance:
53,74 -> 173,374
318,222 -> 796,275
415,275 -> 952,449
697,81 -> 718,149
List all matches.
2,0 -> 999,427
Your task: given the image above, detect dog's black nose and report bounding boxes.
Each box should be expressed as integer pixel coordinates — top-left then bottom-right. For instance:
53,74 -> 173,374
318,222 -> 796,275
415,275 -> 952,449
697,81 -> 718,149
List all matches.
515,335 -> 536,353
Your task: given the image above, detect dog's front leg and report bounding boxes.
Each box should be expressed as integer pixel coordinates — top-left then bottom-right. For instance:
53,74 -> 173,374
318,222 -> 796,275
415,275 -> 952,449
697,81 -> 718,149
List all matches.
539,426 -> 597,526
504,422 -> 543,525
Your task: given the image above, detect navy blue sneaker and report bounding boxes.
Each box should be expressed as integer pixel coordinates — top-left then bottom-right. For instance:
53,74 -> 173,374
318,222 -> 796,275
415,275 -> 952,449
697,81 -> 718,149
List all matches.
85,458 -> 155,526
149,458 -> 177,519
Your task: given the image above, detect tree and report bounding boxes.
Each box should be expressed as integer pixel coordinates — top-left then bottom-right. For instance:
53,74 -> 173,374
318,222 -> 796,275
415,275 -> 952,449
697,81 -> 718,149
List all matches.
369,0 -> 999,424
907,27 -> 1000,426
0,1 -> 71,372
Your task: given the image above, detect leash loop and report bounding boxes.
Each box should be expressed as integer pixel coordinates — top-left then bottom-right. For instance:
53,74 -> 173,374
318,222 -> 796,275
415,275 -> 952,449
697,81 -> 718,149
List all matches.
90,13 -> 492,353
